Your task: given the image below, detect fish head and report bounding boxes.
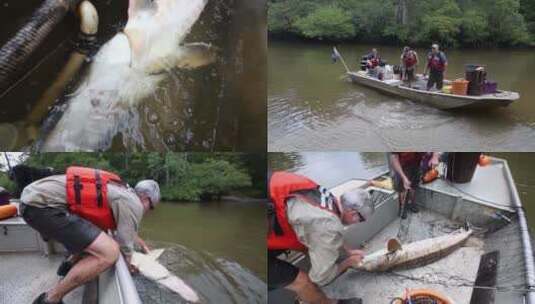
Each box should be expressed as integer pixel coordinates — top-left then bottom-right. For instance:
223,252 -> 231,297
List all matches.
123,0 -> 209,71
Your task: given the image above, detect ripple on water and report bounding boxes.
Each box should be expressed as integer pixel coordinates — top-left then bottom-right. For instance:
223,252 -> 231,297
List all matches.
134,244 -> 266,304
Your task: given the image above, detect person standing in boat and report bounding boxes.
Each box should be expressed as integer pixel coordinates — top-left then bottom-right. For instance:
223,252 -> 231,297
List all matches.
268,171 -> 375,304
19,166 -> 160,304
423,44 -> 448,91
365,48 -> 381,77
390,153 -> 439,219
400,46 -> 419,88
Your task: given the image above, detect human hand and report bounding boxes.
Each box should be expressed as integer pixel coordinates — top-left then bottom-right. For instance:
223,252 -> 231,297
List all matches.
142,244 -> 151,254
347,249 -> 365,258
402,177 -> 412,191
346,253 -> 365,268
128,263 -> 140,274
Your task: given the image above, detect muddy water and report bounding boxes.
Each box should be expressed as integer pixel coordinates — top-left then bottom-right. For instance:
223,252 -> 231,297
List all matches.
268,152 -> 535,229
0,0 -> 266,151
268,41 -> 535,151
136,201 -> 266,303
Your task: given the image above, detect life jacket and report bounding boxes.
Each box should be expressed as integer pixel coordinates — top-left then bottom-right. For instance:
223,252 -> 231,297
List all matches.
267,171 -> 341,252
428,52 -> 446,72
403,51 -> 417,68
66,166 -> 123,231
367,54 -> 380,69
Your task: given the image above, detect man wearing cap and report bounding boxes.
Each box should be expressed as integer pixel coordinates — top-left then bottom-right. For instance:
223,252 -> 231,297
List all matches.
423,44 -> 448,91
19,166 -> 160,304
268,171 -> 375,304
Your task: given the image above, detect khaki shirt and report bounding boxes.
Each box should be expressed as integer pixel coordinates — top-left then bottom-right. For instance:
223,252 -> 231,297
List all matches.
20,175 -> 144,257
286,196 -> 344,286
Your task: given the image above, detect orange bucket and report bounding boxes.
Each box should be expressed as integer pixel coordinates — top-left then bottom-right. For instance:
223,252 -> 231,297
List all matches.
451,79 -> 469,95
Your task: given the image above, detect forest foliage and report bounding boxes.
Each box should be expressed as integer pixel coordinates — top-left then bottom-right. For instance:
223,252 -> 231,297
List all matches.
268,0 -> 535,47
1,153 -> 266,202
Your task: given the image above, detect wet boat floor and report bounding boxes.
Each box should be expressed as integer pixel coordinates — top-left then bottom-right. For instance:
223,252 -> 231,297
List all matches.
323,209 -> 484,303
0,252 -> 84,304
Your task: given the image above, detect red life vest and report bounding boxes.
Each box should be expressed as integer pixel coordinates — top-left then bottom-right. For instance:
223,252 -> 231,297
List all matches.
66,166 -> 123,231
403,51 -> 417,68
267,171 -> 341,252
428,52 -> 445,72
367,56 -> 380,69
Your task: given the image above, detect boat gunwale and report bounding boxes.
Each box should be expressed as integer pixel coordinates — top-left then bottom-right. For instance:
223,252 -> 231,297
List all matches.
347,71 -> 519,103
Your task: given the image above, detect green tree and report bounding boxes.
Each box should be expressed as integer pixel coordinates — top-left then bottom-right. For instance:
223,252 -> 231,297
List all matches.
294,6 -> 356,40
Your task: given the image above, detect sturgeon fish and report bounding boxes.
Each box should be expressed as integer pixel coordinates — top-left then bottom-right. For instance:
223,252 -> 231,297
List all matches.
132,248 -> 200,303
356,228 -> 473,272
40,0 -> 215,151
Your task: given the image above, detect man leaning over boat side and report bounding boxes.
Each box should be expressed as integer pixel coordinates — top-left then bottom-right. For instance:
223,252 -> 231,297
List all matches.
19,166 -> 160,304
423,44 -> 448,91
268,171 -> 375,304
390,152 -> 439,219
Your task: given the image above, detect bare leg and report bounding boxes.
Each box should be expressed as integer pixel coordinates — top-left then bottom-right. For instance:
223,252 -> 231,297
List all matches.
286,271 -> 336,304
46,232 -> 119,303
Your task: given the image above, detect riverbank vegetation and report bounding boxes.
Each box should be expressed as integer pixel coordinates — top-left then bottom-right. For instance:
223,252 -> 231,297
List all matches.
1,153 -> 266,202
268,0 -> 535,47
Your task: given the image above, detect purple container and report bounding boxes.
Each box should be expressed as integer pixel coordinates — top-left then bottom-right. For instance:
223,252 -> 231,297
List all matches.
483,81 -> 497,94
0,193 -> 10,205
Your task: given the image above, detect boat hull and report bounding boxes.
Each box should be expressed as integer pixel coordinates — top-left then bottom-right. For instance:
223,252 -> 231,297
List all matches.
348,72 -> 518,110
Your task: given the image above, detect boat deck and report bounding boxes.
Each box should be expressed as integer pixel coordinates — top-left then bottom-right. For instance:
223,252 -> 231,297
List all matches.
0,252 -> 85,304
323,209 -> 484,303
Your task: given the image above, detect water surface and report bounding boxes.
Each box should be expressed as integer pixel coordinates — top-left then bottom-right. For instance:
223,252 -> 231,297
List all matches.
136,200 -> 266,303
268,41 -> 535,151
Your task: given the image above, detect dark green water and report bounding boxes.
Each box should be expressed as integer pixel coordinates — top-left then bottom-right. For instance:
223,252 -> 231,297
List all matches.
269,152 -> 535,229
268,41 -> 535,151
139,201 -> 266,279
137,200 -> 266,303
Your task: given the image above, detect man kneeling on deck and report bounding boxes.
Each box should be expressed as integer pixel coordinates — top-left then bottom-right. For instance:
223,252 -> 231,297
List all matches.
390,152 -> 439,219
20,166 -> 160,304
268,171 -> 374,304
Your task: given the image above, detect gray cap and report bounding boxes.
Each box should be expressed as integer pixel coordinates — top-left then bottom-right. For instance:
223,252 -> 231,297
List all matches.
340,189 -> 374,219
135,180 -> 161,207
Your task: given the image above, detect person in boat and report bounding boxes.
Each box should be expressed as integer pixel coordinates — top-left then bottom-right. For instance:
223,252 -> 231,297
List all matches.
390,153 -> 439,219
423,44 -> 447,91
365,48 -> 381,77
268,171 -> 374,304
19,166 -> 160,304
400,46 -> 419,88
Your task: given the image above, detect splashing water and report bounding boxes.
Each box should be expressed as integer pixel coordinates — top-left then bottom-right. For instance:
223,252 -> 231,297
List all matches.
41,0 -> 208,151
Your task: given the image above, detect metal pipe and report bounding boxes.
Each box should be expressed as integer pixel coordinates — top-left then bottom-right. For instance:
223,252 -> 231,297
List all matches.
115,254 -> 142,304
503,159 -> 535,304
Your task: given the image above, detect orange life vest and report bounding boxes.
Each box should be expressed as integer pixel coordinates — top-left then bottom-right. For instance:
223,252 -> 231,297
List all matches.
66,166 -> 122,231
267,171 -> 341,252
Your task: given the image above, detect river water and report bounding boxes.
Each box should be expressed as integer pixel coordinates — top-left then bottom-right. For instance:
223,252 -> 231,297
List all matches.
268,41 -> 535,151
268,152 -> 535,229
0,0 -> 266,151
136,200 -> 266,304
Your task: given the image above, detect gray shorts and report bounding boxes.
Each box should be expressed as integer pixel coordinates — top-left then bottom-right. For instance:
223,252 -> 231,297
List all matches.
20,204 -> 101,254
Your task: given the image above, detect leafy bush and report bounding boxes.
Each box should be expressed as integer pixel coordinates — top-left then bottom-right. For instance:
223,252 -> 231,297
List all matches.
294,6 -> 356,40
268,0 -> 533,47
